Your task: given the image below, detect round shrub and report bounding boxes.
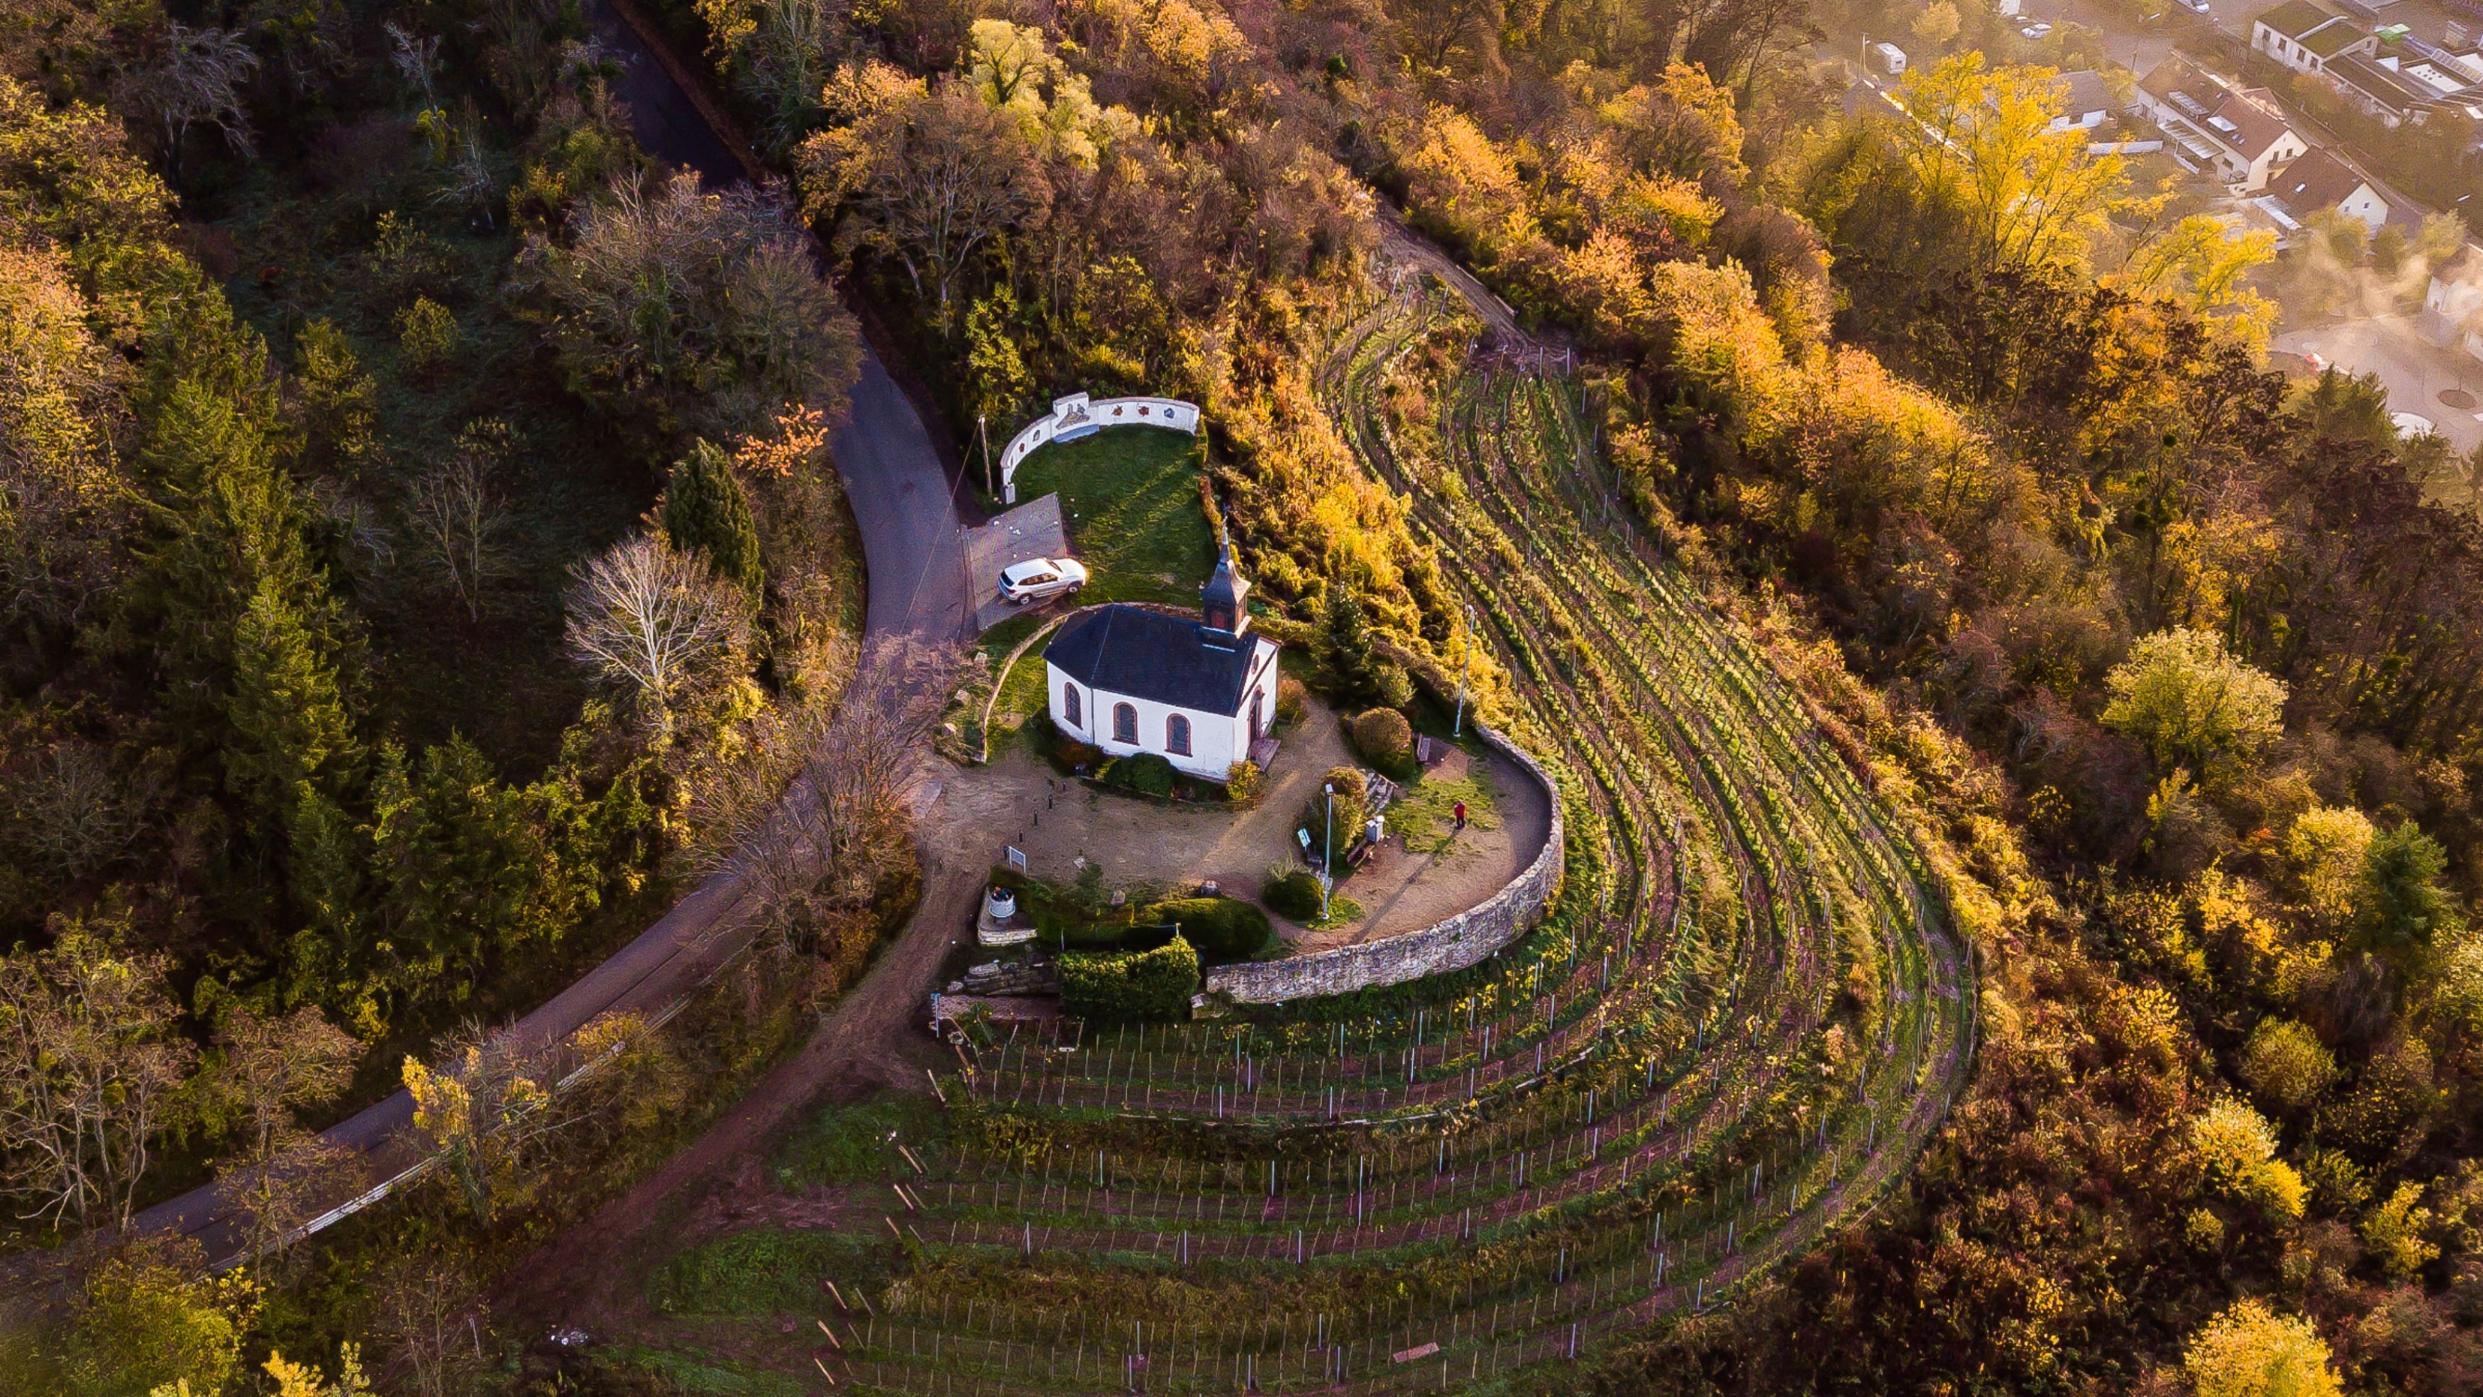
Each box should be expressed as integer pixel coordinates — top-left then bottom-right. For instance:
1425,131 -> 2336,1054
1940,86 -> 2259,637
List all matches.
1060,936 -> 1199,1021
1349,708 -> 1414,767
1262,869 -> 1323,921
1141,896 -> 1271,961
1225,759 -> 1262,802
1107,752 -> 1177,796
1275,675 -> 1307,726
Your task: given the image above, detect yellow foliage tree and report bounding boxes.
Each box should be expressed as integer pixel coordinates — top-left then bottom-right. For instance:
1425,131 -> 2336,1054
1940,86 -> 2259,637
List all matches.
1895,56 -> 2128,275
2182,1299 -> 2341,1397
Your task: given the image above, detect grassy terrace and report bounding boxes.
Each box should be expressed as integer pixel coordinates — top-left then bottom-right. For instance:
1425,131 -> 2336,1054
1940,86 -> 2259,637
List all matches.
1010,427 -> 1216,607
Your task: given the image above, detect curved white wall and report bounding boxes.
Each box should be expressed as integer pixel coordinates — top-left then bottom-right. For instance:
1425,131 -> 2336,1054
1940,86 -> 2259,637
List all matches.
1000,392 -> 1201,503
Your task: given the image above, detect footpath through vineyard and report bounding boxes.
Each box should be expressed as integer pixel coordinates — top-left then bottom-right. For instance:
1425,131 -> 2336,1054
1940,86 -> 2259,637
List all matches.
775,281 -> 1976,1394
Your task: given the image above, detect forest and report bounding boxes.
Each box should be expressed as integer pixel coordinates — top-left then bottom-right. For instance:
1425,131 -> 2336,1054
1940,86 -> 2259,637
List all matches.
2,0 -> 2481,1390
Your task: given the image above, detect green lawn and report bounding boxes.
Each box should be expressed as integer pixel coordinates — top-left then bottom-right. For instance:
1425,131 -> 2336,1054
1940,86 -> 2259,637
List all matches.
649,1228 -> 893,1317
772,1095 -> 948,1190
1010,428 -> 1215,607
590,1347 -> 811,1396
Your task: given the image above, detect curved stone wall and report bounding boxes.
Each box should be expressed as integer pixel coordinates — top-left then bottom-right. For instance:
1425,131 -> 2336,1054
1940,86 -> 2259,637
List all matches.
999,392 -> 1200,503
1203,724 -> 1564,1004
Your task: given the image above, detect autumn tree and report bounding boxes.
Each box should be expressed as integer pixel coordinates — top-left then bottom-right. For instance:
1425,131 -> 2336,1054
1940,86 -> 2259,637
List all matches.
404,1029 -> 559,1222
527,170 -> 859,438
2182,1299 -> 2341,1397
684,635 -> 957,957
56,1241 -> 261,1397
211,1004 -> 361,1268
799,63 -> 1048,323
2101,628 -> 2287,786
2239,1018 -> 2337,1113
1893,56 -> 2128,275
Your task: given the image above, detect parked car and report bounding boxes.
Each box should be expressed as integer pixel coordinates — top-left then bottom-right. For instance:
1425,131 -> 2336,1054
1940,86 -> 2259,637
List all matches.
2176,0 -> 2210,13
2020,20 -> 2054,37
999,557 -> 1089,605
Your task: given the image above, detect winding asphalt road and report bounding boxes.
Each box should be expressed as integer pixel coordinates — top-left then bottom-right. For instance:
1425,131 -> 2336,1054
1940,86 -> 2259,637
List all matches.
29,0 -> 975,1276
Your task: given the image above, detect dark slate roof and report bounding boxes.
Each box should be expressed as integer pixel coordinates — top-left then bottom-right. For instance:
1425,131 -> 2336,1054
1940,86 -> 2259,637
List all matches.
1046,605 -> 1264,714
2056,69 -> 2114,118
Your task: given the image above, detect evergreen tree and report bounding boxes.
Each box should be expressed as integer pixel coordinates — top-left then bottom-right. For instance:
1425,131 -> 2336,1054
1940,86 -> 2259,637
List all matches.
2357,820 -> 2460,956
661,438 -> 765,606
224,581 -> 355,829
1319,588 -> 1380,702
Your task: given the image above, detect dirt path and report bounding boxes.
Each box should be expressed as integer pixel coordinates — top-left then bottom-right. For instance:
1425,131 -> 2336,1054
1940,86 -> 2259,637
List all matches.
508,844 -> 977,1330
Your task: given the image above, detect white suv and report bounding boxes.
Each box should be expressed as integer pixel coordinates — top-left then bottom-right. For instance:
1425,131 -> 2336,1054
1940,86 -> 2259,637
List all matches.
999,557 -> 1089,605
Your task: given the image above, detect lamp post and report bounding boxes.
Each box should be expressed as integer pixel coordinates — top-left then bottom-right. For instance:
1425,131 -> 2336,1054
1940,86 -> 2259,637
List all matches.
1321,782 -> 1335,922
1453,603 -> 1475,738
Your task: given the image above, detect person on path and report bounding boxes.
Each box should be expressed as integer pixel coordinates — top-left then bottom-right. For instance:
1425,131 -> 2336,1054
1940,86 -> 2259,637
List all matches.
1452,800 -> 1467,832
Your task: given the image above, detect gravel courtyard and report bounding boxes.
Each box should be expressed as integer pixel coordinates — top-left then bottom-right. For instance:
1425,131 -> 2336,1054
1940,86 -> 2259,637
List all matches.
933,698 -> 1554,953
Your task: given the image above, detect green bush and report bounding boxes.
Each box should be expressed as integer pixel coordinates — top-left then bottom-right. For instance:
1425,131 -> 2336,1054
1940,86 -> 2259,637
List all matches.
1106,751 -> 1178,796
1350,707 -> 1414,767
1300,766 -> 1369,862
1141,896 -> 1272,961
1262,869 -> 1323,921
1061,936 -> 1199,1021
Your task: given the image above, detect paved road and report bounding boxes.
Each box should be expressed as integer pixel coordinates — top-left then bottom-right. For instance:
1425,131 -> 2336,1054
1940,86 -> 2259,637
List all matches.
24,0 -> 973,1278
2277,314 -> 2483,450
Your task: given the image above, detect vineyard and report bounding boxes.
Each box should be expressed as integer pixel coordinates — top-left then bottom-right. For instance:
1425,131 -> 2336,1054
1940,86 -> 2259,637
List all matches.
667,286 -> 1976,1394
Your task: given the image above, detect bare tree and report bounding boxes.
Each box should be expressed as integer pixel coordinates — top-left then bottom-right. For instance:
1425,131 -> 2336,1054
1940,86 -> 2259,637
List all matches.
404,423 -> 510,622
562,532 -> 754,729
384,20 -> 442,108
123,24 -> 262,169
374,1244 -> 485,1397
0,919 -> 196,1228
684,635 -> 958,954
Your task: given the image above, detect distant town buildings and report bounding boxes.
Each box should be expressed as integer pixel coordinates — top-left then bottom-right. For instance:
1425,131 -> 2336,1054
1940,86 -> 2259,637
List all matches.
2249,0 -> 2483,127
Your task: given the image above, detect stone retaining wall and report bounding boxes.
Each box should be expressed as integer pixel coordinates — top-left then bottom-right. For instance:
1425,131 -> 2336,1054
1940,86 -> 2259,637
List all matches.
1204,724 -> 1563,1004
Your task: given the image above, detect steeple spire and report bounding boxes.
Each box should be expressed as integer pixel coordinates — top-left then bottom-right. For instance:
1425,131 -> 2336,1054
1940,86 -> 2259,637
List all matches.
1201,543 -> 1250,637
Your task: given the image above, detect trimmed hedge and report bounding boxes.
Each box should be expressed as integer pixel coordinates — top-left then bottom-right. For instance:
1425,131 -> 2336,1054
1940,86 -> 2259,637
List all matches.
1106,751 -> 1178,796
1141,896 -> 1271,961
1262,869 -> 1323,921
1061,936 -> 1199,1021
1275,675 -> 1306,725
1349,708 -> 1414,770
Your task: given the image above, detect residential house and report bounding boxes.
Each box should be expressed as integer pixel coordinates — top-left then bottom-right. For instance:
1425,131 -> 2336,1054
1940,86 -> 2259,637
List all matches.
2134,56 -> 2309,192
2422,265 -> 2483,363
2263,146 -> 2394,231
2048,69 -> 2116,132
